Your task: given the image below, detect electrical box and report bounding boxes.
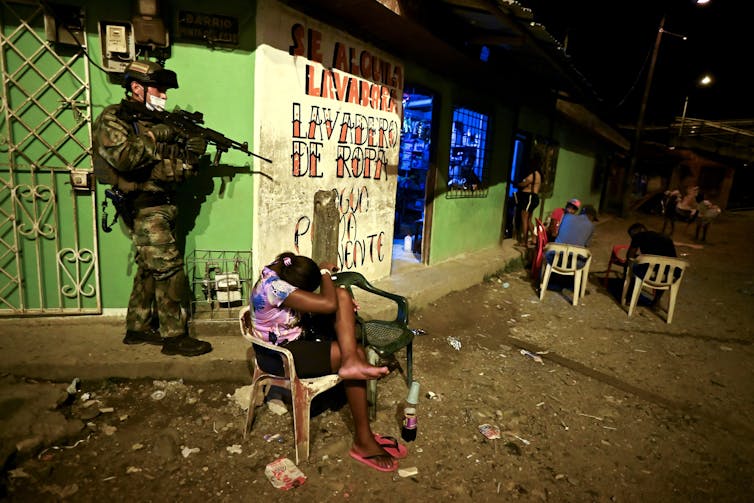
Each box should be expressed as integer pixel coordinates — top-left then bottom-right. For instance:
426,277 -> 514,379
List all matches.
132,0 -> 170,49
69,169 -> 93,191
132,16 -> 170,48
98,21 -> 136,72
43,3 -> 85,46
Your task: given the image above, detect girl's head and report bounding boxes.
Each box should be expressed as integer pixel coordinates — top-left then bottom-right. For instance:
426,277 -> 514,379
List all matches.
274,252 -> 320,291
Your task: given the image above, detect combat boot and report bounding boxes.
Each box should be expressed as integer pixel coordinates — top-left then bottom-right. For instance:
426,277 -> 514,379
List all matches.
123,328 -> 163,345
161,335 -> 213,357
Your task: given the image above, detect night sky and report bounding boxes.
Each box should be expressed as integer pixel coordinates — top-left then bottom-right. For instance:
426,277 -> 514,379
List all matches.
519,0 -> 748,126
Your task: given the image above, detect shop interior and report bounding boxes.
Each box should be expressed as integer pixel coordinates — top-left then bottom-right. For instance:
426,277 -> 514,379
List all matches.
395,91 -> 434,262
448,108 -> 488,191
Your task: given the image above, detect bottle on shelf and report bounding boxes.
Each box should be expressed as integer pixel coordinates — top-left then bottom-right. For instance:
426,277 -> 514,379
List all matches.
403,234 -> 413,252
401,381 -> 420,442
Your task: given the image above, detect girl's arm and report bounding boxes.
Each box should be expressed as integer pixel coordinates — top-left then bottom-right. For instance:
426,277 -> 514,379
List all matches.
281,264 -> 338,314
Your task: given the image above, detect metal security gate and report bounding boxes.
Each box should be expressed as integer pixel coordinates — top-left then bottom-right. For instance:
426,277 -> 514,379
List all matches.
0,1 -> 100,314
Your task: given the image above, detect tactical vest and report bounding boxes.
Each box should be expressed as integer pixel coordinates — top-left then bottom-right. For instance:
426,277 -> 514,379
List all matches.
92,103 -> 193,192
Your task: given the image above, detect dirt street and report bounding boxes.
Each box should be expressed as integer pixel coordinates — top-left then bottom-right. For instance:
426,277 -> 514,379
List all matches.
3,212 -> 754,502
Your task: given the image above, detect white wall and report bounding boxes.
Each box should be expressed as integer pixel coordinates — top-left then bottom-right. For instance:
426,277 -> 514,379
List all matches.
253,0 -> 404,279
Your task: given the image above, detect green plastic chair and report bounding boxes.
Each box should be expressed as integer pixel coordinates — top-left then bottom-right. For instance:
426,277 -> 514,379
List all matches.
333,271 -> 418,419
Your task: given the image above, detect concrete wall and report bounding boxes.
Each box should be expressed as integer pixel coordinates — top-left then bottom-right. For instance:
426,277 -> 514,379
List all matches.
252,0 -> 403,278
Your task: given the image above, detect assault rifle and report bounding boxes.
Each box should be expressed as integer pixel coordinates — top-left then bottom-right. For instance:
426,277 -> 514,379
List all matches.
116,100 -> 272,166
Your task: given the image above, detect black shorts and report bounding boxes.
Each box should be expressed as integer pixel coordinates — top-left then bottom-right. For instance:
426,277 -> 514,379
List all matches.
515,192 -> 540,212
254,339 -> 333,378
255,313 -> 337,378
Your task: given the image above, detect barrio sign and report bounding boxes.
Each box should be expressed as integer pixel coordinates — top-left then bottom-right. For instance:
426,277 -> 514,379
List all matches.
177,11 -> 239,45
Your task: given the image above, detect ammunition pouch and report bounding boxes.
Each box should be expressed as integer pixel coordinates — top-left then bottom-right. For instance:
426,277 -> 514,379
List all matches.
151,155 -> 195,183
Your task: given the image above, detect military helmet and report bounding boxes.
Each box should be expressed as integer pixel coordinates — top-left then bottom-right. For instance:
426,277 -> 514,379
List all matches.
122,60 -> 179,90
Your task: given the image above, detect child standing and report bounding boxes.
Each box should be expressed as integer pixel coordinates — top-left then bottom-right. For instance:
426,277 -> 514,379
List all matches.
249,252 -> 404,472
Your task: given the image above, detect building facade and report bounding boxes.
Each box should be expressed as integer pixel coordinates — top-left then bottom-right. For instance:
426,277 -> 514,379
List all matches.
0,0 -> 625,315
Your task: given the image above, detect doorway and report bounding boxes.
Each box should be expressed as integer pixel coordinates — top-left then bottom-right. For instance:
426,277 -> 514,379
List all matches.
394,91 -> 434,265
504,132 -> 529,239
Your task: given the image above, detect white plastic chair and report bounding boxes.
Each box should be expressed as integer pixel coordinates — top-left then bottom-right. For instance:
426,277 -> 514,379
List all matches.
621,254 -> 689,324
539,243 -> 592,306
239,305 -> 342,464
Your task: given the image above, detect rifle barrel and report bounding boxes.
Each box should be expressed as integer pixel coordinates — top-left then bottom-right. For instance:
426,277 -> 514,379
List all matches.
118,99 -> 272,163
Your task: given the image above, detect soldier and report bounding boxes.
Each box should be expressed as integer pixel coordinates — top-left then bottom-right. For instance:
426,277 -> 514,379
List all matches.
92,60 -> 212,357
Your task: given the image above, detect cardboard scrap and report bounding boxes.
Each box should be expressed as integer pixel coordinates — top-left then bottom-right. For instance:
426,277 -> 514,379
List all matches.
265,457 -> 306,490
478,423 -> 501,440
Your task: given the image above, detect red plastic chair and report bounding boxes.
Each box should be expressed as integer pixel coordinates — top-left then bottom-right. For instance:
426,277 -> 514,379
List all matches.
531,218 -> 548,280
603,244 -> 629,287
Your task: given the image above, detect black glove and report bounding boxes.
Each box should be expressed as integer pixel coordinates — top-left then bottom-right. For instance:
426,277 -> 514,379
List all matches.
186,135 -> 207,156
151,123 -> 176,143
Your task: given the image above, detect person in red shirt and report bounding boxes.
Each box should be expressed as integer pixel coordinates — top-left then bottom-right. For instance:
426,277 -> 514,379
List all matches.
547,198 -> 580,241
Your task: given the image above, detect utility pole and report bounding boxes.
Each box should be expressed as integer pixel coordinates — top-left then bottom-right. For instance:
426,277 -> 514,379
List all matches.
622,15 -> 665,216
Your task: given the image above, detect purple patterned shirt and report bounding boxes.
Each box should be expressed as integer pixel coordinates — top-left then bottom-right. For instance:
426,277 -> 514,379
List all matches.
249,267 -> 302,345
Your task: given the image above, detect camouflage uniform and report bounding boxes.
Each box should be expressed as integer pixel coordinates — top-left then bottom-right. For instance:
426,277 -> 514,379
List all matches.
93,102 -> 196,340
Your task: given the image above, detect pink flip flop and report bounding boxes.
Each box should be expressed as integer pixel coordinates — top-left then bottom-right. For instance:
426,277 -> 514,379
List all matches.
374,434 -> 408,459
349,448 -> 398,472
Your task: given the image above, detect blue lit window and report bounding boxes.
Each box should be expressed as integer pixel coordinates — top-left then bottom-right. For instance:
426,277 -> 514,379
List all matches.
447,107 -> 489,197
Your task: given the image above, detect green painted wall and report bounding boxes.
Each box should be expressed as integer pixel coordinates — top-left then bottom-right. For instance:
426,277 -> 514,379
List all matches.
541,118 -> 608,217
516,105 -> 607,220
518,104 -> 553,137
84,1 -> 258,308
403,66 -> 515,265
399,69 -> 610,265
545,148 -> 600,213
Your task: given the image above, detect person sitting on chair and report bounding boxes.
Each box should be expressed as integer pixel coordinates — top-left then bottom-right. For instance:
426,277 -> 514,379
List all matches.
547,198 -> 581,241
625,223 -> 679,304
555,204 -> 598,248
249,252 -> 402,472
543,205 -> 598,275
627,222 -> 677,261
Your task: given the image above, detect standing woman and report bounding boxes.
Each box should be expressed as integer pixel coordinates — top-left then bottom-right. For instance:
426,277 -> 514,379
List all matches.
514,161 -> 542,246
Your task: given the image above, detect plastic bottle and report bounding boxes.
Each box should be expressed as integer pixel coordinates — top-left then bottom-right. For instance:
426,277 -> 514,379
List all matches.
401,381 -> 420,442
403,235 -> 413,252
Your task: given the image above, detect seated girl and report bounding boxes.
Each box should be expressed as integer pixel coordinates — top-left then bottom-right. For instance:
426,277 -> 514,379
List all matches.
249,252 -> 404,472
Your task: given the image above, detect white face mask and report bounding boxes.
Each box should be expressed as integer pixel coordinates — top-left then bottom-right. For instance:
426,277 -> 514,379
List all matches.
146,94 -> 166,112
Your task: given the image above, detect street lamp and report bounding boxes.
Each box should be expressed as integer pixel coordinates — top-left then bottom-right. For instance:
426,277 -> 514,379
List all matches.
622,0 -> 711,215
680,73 -> 714,135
